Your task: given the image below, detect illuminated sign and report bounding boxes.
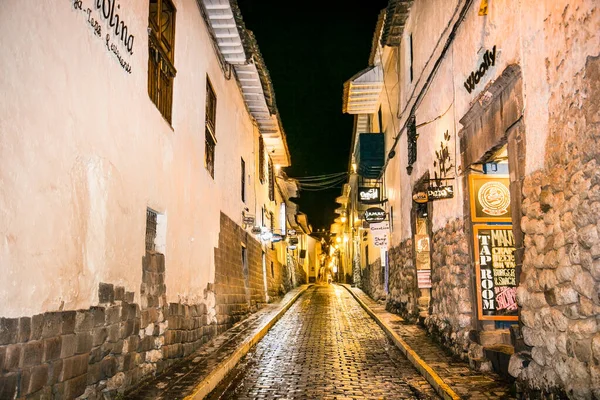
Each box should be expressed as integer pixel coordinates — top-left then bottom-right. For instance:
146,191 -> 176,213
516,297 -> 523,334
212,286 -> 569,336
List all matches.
364,208 -> 386,223
469,175 -> 511,222
358,187 -> 381,204
412,192 -> 428,203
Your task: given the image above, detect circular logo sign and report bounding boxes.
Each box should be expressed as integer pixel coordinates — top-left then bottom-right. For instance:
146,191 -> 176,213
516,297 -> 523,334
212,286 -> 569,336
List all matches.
478,181 -> 510,216
364,207 -> 386,223
412,192 -> 428,203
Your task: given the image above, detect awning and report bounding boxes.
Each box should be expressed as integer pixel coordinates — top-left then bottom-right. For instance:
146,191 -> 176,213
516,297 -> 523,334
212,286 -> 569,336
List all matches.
357,133 -> 385,179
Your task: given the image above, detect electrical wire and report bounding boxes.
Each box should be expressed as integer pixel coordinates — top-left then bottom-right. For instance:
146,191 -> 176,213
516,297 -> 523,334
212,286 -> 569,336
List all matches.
293,172 -> 348,181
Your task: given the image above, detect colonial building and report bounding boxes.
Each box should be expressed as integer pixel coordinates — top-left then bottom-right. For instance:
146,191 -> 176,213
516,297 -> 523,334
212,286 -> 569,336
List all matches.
338,0 -> 600,397
0,0 -> 307,398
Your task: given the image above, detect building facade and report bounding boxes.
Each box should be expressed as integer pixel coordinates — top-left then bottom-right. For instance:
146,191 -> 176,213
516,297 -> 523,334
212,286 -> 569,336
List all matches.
0,0 -> 307,398
338,0 -> 600,397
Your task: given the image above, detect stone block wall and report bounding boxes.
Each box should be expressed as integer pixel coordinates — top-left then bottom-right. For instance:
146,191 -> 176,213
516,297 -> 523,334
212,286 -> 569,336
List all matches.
0,214 -> 288,399
424,219 -> 474,361
361,258 -> 383,301
509,56 -> 600,398
214,212 -> 267,333
265,248 -> 285,300
386,239 -> 420,322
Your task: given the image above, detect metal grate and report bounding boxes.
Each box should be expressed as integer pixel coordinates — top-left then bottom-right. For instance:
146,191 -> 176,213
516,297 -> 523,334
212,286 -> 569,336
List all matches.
145,209 -> 158,252
268,158 -> 274,201
407,115 -> 417,174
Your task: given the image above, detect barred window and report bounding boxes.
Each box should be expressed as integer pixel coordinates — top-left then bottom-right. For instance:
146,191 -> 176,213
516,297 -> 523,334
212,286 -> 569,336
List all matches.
407,115 -> 417,175
145,208 -> 158,252
205,78 -> 217,178
268,158 -> 274,201
241,158 -> 246,202
148,0 -> 177,123
258,136 -> 265,183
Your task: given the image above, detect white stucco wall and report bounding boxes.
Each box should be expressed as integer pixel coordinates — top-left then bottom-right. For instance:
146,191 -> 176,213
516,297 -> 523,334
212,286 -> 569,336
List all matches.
0,0 -> 271,317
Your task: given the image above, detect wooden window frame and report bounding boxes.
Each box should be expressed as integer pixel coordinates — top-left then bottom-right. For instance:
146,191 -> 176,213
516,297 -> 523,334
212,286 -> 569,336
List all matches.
268,157 -> 274,201
259,136 -> 265,183
205,77 -> 217,178
148,0 -> 177,123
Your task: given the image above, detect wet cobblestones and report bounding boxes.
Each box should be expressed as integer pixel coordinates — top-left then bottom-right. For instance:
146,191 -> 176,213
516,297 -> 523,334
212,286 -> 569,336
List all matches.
208,284 -> 438,399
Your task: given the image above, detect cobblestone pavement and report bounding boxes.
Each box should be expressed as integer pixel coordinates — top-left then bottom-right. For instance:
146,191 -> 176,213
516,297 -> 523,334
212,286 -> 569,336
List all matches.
207,284 -> 439,400
346,286 -> 514,399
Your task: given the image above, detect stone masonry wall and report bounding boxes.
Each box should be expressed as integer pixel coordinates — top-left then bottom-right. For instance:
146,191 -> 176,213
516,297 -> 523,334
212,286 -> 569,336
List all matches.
214,212 -> 267,334
0,253 -> 219,399
386,239 -> 420,322
0,213 -> 283,399
265,248 -> 285,301
424,219 -> 474,361
361,258 -> 383,302
509,56 -> 600,398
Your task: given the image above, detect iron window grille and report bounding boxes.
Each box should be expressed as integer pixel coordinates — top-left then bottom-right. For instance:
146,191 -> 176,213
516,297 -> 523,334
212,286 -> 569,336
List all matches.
148,0 -> 177,123
268,158 -> 274,201
205,77 -> 217,178
145,208 -> 158,252
259,136 -> 265,183
241,158 -> 246,202
407,115 -> 417,175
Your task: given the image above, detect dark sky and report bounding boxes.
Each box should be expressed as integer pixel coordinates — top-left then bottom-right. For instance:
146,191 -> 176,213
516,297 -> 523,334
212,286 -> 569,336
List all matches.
236,0 -> 388,231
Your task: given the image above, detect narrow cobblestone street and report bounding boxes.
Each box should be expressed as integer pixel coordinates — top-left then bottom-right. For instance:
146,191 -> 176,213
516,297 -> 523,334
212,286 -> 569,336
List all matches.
207,284 -> 439,399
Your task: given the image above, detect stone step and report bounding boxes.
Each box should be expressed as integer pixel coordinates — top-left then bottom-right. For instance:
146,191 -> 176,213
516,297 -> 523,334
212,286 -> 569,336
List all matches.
484,344 -> 515,381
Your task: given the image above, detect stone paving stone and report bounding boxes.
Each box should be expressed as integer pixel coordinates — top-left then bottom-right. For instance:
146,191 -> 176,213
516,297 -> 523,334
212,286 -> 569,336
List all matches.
346,286 -> 515,399
208,284 -> 439,399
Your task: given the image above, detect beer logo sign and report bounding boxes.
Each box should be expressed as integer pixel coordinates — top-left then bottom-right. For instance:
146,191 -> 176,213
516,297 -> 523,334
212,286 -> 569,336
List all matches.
469,175 -> 512,222
478,181 -> 510,216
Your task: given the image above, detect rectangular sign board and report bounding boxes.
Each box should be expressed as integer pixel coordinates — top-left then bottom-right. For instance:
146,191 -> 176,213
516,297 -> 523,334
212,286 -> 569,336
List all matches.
358,186 -> 381,203
473,224 -> 518,321
469,175 -> 511,222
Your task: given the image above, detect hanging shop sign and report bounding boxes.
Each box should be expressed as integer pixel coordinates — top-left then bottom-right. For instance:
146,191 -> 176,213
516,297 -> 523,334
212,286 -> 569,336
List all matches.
243,215 -> 255,225
70,0 -> 135,73
288,237 -> 299,246
271,234 -> 284,243
473,225 -> 518,321
412,192 -> 428,203
464,45 -> 496,94
358,187 -> 381,204
427,185 -> 454,201
370,222 -> 389,249
364,207 -> 386,223
469,175 -> 511,222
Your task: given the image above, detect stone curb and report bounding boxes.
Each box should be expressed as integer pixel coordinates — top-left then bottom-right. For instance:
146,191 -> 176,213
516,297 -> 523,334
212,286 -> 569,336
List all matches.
340,284 -> 461,400
183,285 -> 311,400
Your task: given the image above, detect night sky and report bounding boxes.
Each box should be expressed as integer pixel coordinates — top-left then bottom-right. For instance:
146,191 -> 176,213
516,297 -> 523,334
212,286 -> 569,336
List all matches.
236,0 -> 389,231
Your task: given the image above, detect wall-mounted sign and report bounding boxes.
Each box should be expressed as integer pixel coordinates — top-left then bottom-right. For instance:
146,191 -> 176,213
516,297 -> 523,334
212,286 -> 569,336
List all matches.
469,175 -> 511,222
427,185 -> 454,201
370,222 -> 389,249
70,0 -> 135,73
464,45 -> 496,94
288,237 -> 299,246
358,187 -> 381,204
412,192 -> 428,203
473,225 -> 518,321
243,215 -> 255,225
288,229 -> 297,236
364,207 -> 386,223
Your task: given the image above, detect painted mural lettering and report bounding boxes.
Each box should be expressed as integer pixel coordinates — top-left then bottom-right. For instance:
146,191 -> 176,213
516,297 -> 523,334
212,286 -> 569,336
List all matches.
70,0 -> 133,74
495,287 -> 517,311
464,45 -> 496,94
95,0 -> 135,55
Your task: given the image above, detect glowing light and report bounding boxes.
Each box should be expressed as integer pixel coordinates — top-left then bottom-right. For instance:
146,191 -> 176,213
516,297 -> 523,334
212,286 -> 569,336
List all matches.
275,164 -> 281,170
343,235 -> 349,243
352,163 -> 357,173
341,216 -> 347,223
336,237 -> 341,243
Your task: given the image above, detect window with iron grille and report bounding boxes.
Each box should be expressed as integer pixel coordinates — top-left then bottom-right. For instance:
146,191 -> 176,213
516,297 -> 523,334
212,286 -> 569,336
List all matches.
409,33 -> 414,82
241,158 -> 246,202
148,0 -> 177,123
407,115 -> 417,175
268,158 -> 274,201
205,77 -> 217,178
258,136 -> 265,183
145,208 -> 158,252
